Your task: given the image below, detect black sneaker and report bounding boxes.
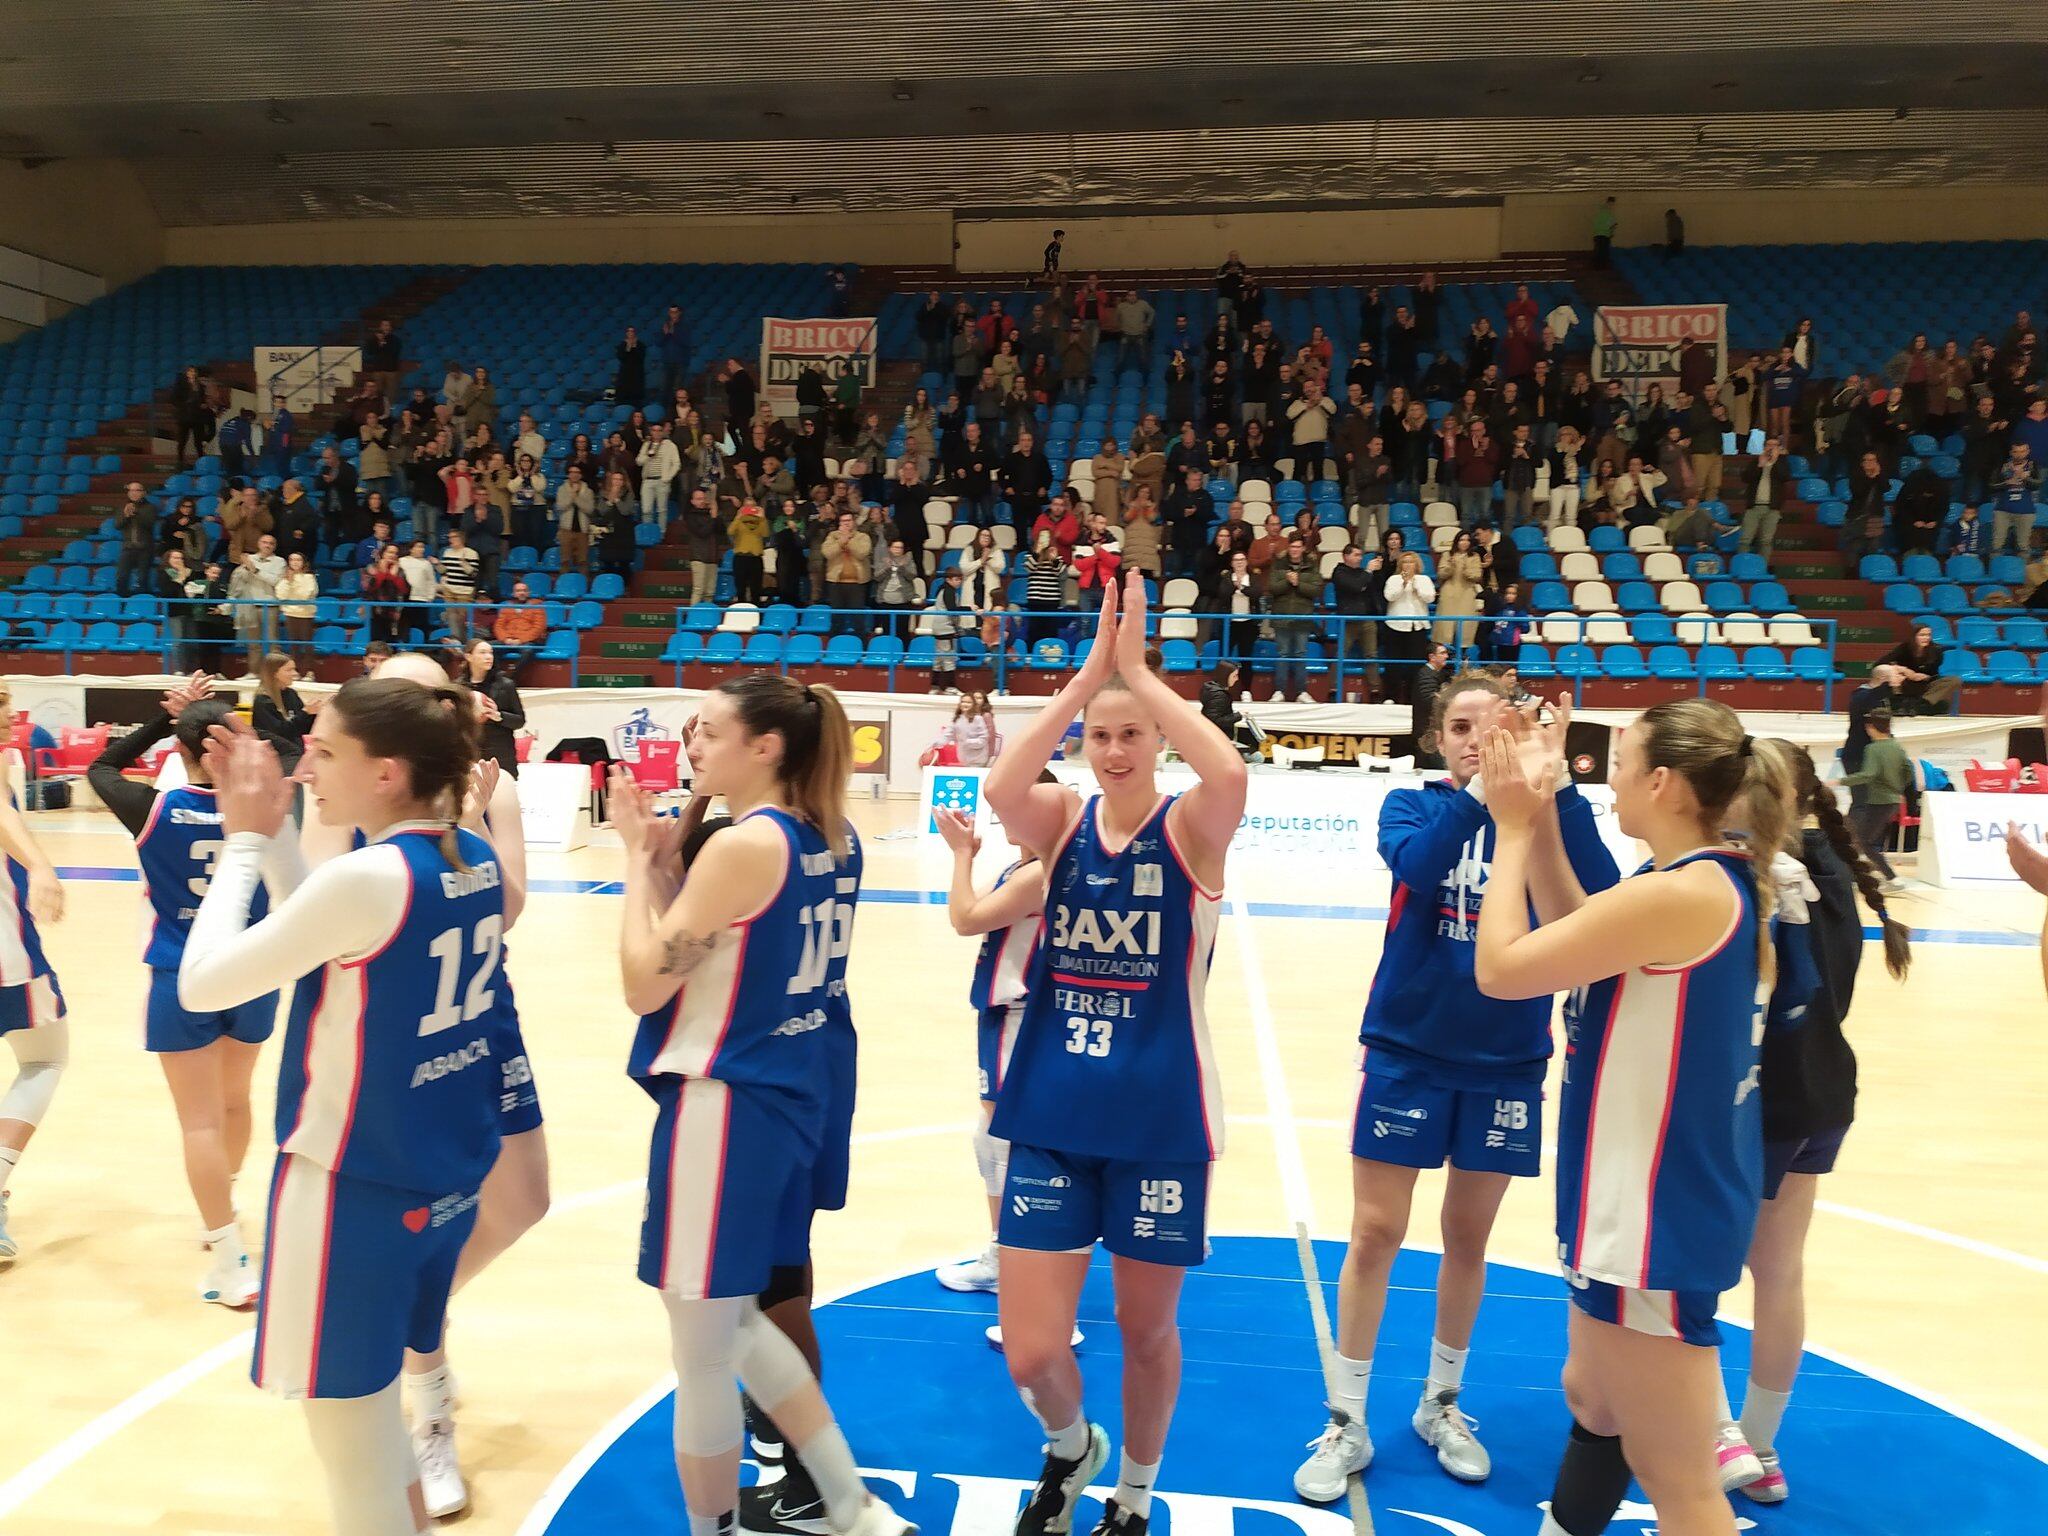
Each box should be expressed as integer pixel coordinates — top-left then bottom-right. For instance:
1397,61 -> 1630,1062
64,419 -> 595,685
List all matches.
1015,1424 -> 1111,1536
741,1458 -> 831,1536
745,1391 -> 785,1466
1088,1501 -> 1147,1536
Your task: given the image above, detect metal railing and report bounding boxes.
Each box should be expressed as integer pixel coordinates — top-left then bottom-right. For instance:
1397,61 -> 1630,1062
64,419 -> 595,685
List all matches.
662,602 -> 1845,706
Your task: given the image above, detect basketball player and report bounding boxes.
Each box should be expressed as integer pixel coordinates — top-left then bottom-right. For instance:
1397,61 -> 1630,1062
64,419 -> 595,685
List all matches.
181,679 -> 505,1536
615,674 -> 910,1536
323,651 -> 542,1518
0,719 -> 65,1267
1293,680 -> 1619,1499
86,672 -> 274,1306
982,571 -> 1247,1536
1712,746 -> 1910,1506
931,800 -> 1046,1294
1471,700 -> 1796,1536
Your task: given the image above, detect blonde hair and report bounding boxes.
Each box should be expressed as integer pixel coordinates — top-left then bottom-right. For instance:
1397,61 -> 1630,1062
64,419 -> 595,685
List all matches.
1397,550 -> 1422,575
718,673 -> 851,861
257,652 -> 295,710
1634,699 -> 1797,985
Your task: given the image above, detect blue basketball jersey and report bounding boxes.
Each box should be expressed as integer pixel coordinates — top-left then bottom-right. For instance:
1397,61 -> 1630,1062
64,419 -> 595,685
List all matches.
628,808 -> 839,1137
1556,848 -> 1765,1294
969,861 -> 1040,1014
275,827 -> 506,1195
820,825 -> 863,1044
136,785 -> 269,969
0,785 -> 54,989
991,794 -> 1224,1164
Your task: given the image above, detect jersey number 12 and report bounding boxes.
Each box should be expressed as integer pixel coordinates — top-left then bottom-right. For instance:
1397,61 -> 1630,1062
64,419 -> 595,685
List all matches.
419,917 -> 505,1037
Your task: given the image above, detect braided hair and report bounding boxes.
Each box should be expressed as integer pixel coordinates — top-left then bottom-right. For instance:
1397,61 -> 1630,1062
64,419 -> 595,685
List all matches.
1778,743 -> 1912,979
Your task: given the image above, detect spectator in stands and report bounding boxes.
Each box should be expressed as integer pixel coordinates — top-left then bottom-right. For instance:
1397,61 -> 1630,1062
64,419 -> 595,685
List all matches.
915,291 -> 950,372
394,539 -> 434,641
170,366 -> 213,467
276,552 -> 319,666
1265,534 -> 1319,701
1544,425 -> 1587,529
1879,625 -> 1958,715
274,480 -> 319,567
1021,533 -> 1070,646
637,421 -> 681,531
1030,492 -> 1081,562
552,462 -> 595,576
1499,423 -> 1540,531
1121,495 -> 1163,579
656,305 -> 691,402
1380,551 -> 1436,705
1002,429 -> 1053,525
468,456 -> 509,598
1961,394 -> 2010,506
1591,197 -> 1617,266
1664,496 -> 1731,549
1893,462 -> 1950,555
1737,438 -> 1788,561
157,549 -> 201,667
1841,708 -> 1909,889
229,533 -> 284,673
614,326 -> 647,404
1116,291 -> 1155,370
253,654 -> 316,771
1446,420 -> 1500,528
114,481 -> 158,599
264,393 -> 295,477
362,544 -> 409,645
363,319 -> 402,402
593,471 -> 638,579
441,360 -> 475,426
160,495 -> 207,569
439,526 -> 481,640
1284,375 -> 1336,484
313,447 -> 357,544
1411,642 -> 1455,767
822,510 -> 873,632
1074,513 -> 1122,598
492,579 -> 547,670
869,538 -> 918,639
356,412 -> 397,507
502,453 -> 546,552
1433,529 -> 1484,649
1612,454 -> 1667,529
1482,580 -> 1532,666
723,500 -> 766,605
215,408 -> 255,479
1990,441 -> 2043,560
915,567 -> 965,692
2016,396 -> 2048,467
1685,385 -> 1726,501
944,421 -> 997,527
1944,502 -> 1986,559
1327,543 -> 1378,698
666,488 -> 716,607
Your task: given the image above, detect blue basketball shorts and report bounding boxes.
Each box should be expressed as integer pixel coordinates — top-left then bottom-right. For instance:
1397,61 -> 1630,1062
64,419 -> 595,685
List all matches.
1350,1059 -> 1543,1177
490,985 -> 543,1136
144,967 -> 276,1054
1563,1264 -> 1723,1348
640,1076 -> 809,1300
998,1142 -> 1211,1266
0,973 -> 64,1036
252,1153 -> 480,1400
976,1002 -> 1022,1101
771,1032 -> 857,1269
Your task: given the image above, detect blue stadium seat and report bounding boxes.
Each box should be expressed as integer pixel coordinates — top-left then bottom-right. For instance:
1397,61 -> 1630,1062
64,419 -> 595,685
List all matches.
1743,646 -> 1793,680
1602,644 -> 1649,678
823,634 -> 863,665
1516,643 -> 1553,678
1648,644 -> 1694,679
703,632 -> 743,665
662,631 -> 703,663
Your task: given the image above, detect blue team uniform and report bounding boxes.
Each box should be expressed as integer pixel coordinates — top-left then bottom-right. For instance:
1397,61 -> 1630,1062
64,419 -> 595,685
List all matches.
1354,779 -> 1620,1176
136,785 -> 278,1053
1555,847 -> 1764,1347
352,826 -> 539,1133
254,827 -> 505,1399
772,826 -> 863,1268
992,794 -> 1223,1266
631,809 -> 841,1298
970,860 -> 1039,1100
0,785 -> 63,1037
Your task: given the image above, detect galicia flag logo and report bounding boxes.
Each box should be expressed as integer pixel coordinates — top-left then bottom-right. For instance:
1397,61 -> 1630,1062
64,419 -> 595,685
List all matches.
531,1237 -> 2046,1535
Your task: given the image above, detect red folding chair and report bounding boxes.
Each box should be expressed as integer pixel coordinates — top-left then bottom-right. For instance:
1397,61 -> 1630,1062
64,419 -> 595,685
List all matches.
32,726 -> 108,785
1963,757 -> 2023,792
627,738 -> 682,793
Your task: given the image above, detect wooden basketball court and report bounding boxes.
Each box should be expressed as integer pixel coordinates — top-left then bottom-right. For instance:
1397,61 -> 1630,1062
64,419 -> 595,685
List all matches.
0,795 -> 2042,1534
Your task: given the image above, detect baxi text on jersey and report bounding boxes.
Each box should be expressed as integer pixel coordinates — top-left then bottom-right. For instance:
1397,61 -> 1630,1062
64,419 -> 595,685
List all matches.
772,1007 -> 827,1037
411,1034 -> 492,1087
440,861 -> 502,899
1050,905 -> 1161,955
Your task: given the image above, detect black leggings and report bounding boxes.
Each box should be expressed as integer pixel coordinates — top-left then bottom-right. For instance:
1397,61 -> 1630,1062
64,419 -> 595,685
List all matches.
1847,802 -> 1898,880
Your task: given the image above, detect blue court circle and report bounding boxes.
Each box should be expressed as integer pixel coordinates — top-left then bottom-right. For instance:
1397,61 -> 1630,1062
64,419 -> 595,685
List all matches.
539,1235 -> 2043,1536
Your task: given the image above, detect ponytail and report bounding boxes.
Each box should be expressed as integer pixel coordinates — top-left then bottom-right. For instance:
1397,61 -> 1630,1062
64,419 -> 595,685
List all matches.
1734,738 -> 1800,989
325,676 -> 482,869
716,672 -> 852,862
1779,742 -> 1913,979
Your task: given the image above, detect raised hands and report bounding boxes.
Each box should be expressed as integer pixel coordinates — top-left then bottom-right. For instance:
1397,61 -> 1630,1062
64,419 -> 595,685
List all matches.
608,767 -> 685,868
1479,724 -> 1554,835
203,729 -> 293,840
934,805 -> 981,856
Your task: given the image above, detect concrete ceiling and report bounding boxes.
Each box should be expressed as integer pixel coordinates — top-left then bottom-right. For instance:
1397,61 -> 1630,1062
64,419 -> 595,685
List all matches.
2,0 -> 2045,222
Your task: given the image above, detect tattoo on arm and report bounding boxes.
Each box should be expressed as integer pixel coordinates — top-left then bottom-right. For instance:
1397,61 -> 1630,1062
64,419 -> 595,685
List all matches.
659,930 -> 715,979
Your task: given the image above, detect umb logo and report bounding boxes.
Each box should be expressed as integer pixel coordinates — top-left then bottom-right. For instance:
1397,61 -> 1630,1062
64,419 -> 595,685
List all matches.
1138,1179 -> 1183,1215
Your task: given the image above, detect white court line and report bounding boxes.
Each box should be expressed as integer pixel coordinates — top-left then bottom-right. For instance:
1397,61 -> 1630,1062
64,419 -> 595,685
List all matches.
1815,1198 -> 2048,1277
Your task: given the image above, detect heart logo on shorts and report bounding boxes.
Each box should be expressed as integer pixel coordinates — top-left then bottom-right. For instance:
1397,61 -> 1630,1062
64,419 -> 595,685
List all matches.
401,1207 -> 430,1233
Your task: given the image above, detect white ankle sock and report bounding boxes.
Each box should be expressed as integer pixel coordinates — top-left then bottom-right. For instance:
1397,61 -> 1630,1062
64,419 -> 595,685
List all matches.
794,1422 -> 867,1530
688,1511 -> 735,1536
1424,1338 -> 1468,1400
1042,1413 -> 1090,1461
1331,1352 -> 1370,1423
1114,1452 -> 1160,1518
1740,1383 -> 1793,1454
203,1221 -> 245,1260
404,1365 -> 454,1430
0,1145 -> 18,1197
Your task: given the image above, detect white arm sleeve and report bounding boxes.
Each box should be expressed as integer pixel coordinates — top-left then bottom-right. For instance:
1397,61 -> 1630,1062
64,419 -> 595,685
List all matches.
180,834 -> 405,1012
483,772 -> 527,931
262,827 -> 312,900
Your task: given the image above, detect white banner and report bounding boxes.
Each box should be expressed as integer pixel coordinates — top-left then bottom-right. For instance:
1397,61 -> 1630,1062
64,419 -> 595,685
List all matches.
1591,304 -> 1726,404
759,317 -> 878,414
1919,791 -> 2047,886
253,345 -> 363,413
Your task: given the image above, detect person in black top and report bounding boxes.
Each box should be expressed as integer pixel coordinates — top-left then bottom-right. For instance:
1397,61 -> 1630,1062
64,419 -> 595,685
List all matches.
1039,229 -> 1065,285
1877,625 -> 1955,714
251,653 -> 317,772
1722,747 -> 1910,1505
1329,543 -> 1380,699
1162,469 -> 1211,581
614,326 -> 647,404
460,638 -> 526,774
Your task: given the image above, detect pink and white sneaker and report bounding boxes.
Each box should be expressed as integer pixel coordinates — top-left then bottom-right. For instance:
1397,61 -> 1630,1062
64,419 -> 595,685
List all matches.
1714,1423 -> 1764,1493
1740,1450 -> 1789,1504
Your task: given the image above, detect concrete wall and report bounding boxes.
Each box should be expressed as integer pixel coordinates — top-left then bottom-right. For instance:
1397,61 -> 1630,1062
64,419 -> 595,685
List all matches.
1501,187 -> 2048,253
0,159 -> 163,288
953,205 -> 1504,272
164,209 -> 953,267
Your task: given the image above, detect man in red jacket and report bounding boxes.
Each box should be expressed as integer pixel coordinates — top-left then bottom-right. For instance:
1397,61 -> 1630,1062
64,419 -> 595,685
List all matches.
1030,494 -> 1081,559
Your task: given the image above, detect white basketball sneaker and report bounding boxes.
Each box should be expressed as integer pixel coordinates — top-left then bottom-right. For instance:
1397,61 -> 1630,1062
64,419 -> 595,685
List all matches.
199,1245 -> 259,1308
0,1193 -> 17,1266
1293,1408 -> 1372,1502
984,1323 -> 1085,1351
1412,1390 -> 1490,1482
937,1246 -> 1000,1293
1715,1421 -> 1764,1493
413,1421 -> 469,1518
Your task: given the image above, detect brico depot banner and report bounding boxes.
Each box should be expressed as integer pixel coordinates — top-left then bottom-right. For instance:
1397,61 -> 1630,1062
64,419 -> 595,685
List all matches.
1591,304 -> 1726,403
759,317 -> 878,413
